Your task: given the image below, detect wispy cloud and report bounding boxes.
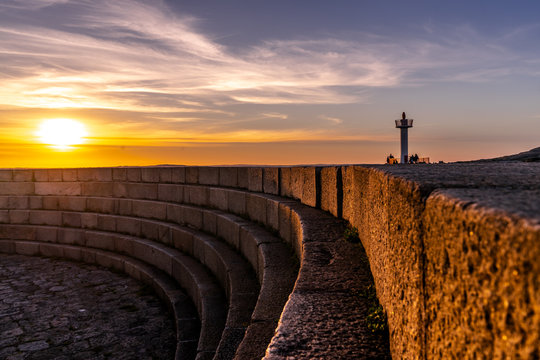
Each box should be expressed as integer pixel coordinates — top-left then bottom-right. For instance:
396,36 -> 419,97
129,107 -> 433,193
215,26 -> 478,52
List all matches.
319,115 -> 343,125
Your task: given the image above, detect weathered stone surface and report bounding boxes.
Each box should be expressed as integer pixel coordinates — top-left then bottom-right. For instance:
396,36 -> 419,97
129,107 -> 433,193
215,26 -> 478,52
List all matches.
77,168 -> 112,182
263,168 -> 279,195
35,182 -> 80,196
198,167 -> 219,186
423,189 -> 539,360
0,254 -> 177,360
320,167 -> 340,217
301,167 -> 318,207
248,168 -> 263,192
219,167 -> 238,188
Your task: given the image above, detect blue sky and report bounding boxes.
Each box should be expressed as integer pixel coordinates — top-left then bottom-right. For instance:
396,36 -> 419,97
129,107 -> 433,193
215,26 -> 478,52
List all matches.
0,0 -> 539,166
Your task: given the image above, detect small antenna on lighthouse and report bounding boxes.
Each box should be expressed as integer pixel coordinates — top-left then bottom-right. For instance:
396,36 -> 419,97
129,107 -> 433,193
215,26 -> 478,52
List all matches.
395,112 -> 414,164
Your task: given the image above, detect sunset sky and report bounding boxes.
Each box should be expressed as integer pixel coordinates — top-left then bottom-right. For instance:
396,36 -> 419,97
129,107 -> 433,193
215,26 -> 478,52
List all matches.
1,0 -> 539,167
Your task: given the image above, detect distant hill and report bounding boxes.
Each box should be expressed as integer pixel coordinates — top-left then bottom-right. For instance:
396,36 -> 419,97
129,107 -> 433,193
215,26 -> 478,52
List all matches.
475,147 -> 540,162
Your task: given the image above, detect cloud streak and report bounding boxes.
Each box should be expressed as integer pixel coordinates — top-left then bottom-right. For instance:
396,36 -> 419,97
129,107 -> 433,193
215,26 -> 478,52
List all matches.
2,0 -> 538,112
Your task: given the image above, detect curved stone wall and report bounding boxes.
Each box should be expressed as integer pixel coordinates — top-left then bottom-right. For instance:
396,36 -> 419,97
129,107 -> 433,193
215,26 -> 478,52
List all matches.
0,163 -> 538,359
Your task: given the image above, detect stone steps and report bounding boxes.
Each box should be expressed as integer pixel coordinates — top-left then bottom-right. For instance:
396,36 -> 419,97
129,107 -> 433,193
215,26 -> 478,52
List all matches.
0,239 -> 200,360
0,191 -> 300,359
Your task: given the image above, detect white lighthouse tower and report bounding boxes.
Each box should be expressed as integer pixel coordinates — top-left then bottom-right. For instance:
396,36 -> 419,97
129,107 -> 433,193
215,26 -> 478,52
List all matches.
395,112 -> 413,164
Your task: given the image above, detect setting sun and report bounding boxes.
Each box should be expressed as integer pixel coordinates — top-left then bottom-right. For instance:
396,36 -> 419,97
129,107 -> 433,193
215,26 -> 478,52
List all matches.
36,118 -> 88,149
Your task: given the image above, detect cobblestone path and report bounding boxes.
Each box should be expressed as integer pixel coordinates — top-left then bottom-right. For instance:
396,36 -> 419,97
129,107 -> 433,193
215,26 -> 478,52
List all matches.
0,254 -> 176,360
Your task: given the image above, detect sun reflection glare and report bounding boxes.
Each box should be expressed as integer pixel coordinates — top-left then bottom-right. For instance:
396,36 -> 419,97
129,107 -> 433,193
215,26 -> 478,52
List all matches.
36,118 -> 88,150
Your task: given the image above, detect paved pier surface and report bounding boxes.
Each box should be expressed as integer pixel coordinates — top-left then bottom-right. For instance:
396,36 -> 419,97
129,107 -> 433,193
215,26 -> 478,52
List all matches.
0,254 -> 176,360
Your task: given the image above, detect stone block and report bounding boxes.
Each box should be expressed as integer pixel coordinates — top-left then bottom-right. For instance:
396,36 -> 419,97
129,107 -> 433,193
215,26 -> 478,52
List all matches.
29,196 -> 43,209
246,194 -> 266,225
290,210 -> 303,258
263,168 -> 279,195
248,168 -> 263,192
113,182 -> 128,198
35,226 -> 57,242
172,228 -> 194,254
87,197 -> 115,214
29,210 -> 61,226
15,241 -> 40,256
141,168 -> 160,182
141,220 -> 160,240
237,168 -> 249,189
159,167 -> 173,183
301,167 -> 318,208
116,217 -> 141,237
208,188 -> 227,211
157,224 -> 172,245
127,183 -> 158,200
58,196 -> 86,212
126,168 -> 142,182
158,184 -> 183,203
290,167 -> 304,200
114,235 -> 134,254
13,170 -> 33,182
77,168 -> 112,182
48,169 -> 63,181
239,226 -> 259,271
39,243 -> 63,258
185,186 -> 208,206
35,182 -> 80,196
280,167 -> 292,197
0,239 -> 15,253
266,199 -> 279,232
216,215 -> 242,249
32,170 -> 48,182
132,200 -> 167,220
219,167 -> 238,187
228,190 -> 246,216
95,251 -> 124,272
85,231 -> 116,251
80,248 -> 97,264
42,196 -> 59,210
112,167 -> 127,181
202,211 -> 217,235
82,182 -> 114,197
57,228 -> 83,245
8,196 -> 29,209
0,197 -> 7,209
62,212 -> 82,227
0,210 -> 8,223
183,207 -> 203,229
0,183 -> 34,196
171,167 -> 186,183
166,204 -> 183,224
320,167 -> 340,217
97,214 -> 116,232
63,246 -> 82,261
198,167 -> 219,185
81,213 -> 98,229
185,167 -> 198,184
0,224 -> 35,240
116,199 -> 132,216
9,210 -> 29,224
0,170 -> 12,181
62,169 -> 78,181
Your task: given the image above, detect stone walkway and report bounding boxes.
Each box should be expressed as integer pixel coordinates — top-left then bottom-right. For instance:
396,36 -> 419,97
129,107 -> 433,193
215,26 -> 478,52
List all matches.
0,254 -> 176,360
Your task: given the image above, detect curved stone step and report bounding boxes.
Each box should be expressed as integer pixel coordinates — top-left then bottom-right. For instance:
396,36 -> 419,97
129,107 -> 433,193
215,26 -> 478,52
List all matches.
0,239 -> 199,360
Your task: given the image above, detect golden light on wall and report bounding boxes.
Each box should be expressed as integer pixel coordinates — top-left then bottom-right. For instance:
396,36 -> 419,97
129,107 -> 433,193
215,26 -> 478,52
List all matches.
36,118 -> 88,150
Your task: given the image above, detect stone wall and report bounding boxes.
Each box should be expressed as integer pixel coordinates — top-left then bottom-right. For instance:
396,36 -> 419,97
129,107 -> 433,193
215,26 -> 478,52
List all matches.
0,163 -> 538,359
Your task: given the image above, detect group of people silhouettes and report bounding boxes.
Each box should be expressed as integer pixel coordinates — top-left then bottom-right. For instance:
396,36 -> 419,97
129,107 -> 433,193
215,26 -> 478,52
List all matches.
386,153 -> 420,164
